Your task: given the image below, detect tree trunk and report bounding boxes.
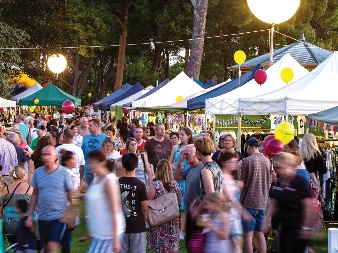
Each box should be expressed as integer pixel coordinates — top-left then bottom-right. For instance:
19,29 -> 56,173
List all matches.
114,2 -> 130,92
72,52 -> 80,96
150,43 -> 162,75
184,44 -> 189,72
187,0 -> 209,80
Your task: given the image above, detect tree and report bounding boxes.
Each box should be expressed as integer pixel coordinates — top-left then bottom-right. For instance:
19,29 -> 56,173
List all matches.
186,0 -> 209,80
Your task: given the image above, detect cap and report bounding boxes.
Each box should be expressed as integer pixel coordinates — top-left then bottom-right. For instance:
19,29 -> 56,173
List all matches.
34,125 -> 46,131
246,137 -> 260,147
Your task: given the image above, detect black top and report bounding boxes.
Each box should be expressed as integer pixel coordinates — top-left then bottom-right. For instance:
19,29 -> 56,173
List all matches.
17,216 -> 37,250
303,151 -> 327,175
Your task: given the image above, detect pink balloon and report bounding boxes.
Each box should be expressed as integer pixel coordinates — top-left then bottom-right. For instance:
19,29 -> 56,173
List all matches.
62,100 -> 74,114
263,135 -> 275,153
266,139 -> 284,158
254,69 -> 267,85
123,108 -> 129,115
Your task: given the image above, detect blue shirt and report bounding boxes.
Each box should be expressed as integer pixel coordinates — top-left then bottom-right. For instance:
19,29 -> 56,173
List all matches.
81,133 -> 107,173
296,169 -> 310,188
31,166 -> 73,220
18,123 -> 29,143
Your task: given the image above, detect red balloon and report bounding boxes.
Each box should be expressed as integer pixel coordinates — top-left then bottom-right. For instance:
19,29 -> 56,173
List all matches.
254,69 -> 267,85
123,108 -> 129,115
266,139 -> 284,158
62,100 -> 74,114
263,135 -> 275,153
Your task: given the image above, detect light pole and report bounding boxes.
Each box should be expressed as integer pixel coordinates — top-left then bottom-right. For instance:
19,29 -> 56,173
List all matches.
247,0 -> 300,65
47,54 -> 67,77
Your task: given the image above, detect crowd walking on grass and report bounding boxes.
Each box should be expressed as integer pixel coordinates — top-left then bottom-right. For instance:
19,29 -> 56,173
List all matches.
0,109 -> 324,253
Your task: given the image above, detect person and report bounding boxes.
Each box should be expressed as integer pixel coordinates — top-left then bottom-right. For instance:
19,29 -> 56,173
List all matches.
17,115 -> 29,143
105,125 -> 123,152
81,119 -> 107,185
28,119 -> 39,145
85,150 -> 125,253
169,127 -> 194,240
15,199 -> 37,253
125,137 -> 153,185
133,127 -> 146,151
202,192 -> 231,253
47,119 -> 59,142
118,116 -> 129,142
24,112 -> 34,126
30,125 -> 47,150
127,118 -> 139,138
173,144 -> 204,249
119,153 -> 147,253
26,145 -> 73,253
262,152 -> 317,253
78,117 -> 89,137
101,137 -> 121,161
144,124 -> 172,170
170,132 -> 179,146
220,152 -> 243,253
6,132 -> 27,166
239,137 -> 271,253
142,126 -> 151,140
147,159 -> 181,253
70,125 -> 83,148
0,136 -> 18,186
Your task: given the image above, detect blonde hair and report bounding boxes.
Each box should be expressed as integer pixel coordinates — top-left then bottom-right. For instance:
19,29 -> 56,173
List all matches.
194,135 -> 214,155
204,192 -> 231,212
299,133 -> 321,161
219,133 -> 236,149
155,159 -> 173,192
273,152 -> 302,168
9,165 -> 26,180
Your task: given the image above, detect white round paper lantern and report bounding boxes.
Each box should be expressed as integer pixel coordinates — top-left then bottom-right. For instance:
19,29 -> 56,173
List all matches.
47,54 -> 67,74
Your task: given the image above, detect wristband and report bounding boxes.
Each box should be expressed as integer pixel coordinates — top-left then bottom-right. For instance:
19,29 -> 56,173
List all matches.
301,226 -> 313,231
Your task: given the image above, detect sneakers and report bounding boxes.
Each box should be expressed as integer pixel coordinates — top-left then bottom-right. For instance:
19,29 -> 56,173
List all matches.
179,232 -> 184,240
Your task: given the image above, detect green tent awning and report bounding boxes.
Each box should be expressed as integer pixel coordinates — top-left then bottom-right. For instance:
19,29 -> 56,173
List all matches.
18,83 -> 81,106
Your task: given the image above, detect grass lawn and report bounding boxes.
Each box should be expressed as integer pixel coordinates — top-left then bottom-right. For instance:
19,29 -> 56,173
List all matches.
70,202 -> 329,253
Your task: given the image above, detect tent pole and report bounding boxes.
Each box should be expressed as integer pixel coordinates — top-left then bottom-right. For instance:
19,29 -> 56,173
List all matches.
236,115 -> 242,152
185,110 -> 188,127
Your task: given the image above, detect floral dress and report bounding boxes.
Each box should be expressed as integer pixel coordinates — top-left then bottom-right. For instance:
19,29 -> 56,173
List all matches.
148,180 -> 180,253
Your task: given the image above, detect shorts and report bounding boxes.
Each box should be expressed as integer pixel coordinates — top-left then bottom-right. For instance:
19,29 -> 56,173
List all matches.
121,232 -> 146,253
38,219 -> 66,247
242,208 -> 265,232
88,239 -> 112,253
230,217 -> 243,237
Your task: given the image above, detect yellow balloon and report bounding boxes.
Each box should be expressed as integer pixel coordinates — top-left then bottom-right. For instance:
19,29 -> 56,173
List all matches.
280,67 -> 294,83
107,93 -> 110,97
176,96 -> 183,103
234,50 -> 246,65
88,93 -> 92,98
29,106 -> 35,113
33,98 -> 39,105
274,122 -> 294,145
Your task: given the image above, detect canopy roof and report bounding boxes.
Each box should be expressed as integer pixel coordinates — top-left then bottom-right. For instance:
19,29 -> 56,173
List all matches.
93,83 -> 132,109
110,86 -> 153,108
228,34 -> 332,71
14,84 -> 43,102
187,64 -> 261,110
0,97 -> 16,108
99,83 -> 144,111
309,106 -> 338,124
206,54 -> 309,114
18,83 -> 81,106
203,79 -> 218,89
132,72 -> 203,108
238,51 -> 338,115
134,79 -> 170,101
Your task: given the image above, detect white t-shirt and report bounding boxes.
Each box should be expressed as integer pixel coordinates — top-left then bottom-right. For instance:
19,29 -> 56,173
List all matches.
56,143 -> 85,169
106,150 -> 121,160
67,168 -> 81,190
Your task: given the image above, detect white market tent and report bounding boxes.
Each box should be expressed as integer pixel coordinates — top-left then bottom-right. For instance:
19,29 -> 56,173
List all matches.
14,83 -> 42,102
132,71 -> 204,109
234,51 -> 338,115
0,97 -> 16,107
110,86 -> 154,107
205,53 -> 309,114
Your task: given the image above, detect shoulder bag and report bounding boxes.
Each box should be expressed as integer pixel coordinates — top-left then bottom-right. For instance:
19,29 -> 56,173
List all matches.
147,183 -> 179,227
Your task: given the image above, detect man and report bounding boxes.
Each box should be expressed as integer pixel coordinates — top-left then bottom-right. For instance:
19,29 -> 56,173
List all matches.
81,118 -> 107,185
17,115 -> 29,143
174,144 -> 204,249
30,125 -> 47,150
78,117 -> 89,137
133,127 -> 146,151
6,132 -> 27,166
26,145 -> 73,253
144,124 -> 172,170
119,153 -> 147,253
127,118 -> 139,138
0,136 -> 18,185
239,137 -> 271,253
56,128 -> 85,180
24,112 -> 34,125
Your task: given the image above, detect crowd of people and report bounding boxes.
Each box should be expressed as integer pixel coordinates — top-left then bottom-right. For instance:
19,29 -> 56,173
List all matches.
0,109 -> 326,253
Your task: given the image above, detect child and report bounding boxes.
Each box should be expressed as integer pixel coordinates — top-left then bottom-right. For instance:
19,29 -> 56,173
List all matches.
119,153 -> 147,253
15,199 -> 37,253
202,192 -> 231,253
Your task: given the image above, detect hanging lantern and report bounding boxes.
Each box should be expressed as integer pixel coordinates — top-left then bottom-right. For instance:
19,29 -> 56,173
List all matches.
47,54 -> 67,74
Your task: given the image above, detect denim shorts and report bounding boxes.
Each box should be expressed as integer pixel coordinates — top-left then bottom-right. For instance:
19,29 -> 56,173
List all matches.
38,219 -> 66,246
242,208 -> 266,232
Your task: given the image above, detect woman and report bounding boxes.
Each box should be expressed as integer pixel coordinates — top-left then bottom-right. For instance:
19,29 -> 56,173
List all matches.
169,132 -> 179,146
148,159 -> 181,253
71,125 -> 83,148
125,137 -> 153,185
142,127 -> 151,140
28,119 -> 39,145
105,125 -> 123,152
262,152 -> 317,253
60,149 -> 80,190
118,116 -> 129,142
85,150 -> 125,253
101,137 -> 121,161
169,127 -> 193,240
212,132 -> 243,167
